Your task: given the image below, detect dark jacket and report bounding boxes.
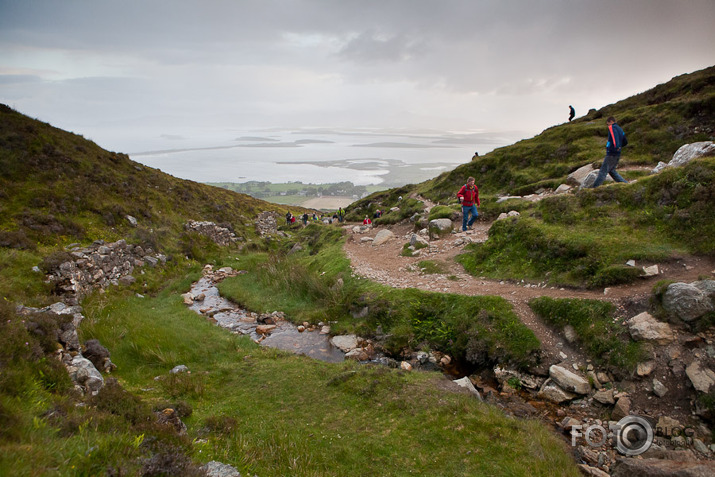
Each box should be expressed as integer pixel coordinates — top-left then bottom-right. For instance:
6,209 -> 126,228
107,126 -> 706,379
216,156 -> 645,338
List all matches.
457,184 -> 480,207
606,123 -> 627,155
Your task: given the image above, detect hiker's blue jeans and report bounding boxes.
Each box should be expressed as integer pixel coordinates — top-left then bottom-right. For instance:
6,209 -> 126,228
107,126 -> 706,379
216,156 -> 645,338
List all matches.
462,204 -> 478,231
593,153 -> 627,187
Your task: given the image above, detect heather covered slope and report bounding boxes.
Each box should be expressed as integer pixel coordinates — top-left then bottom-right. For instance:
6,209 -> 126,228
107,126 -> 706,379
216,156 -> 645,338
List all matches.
422,65 -> 715,199
347,66 -> 715,288
0,103 -> 291,251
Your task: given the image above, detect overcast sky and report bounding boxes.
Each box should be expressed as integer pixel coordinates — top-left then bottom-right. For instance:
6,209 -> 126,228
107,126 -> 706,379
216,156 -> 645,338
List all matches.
1,0 -> 714,153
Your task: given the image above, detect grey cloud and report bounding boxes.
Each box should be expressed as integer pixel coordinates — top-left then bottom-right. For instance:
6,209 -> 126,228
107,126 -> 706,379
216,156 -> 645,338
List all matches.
0,74 -> 42,84
337,30 -> 424,63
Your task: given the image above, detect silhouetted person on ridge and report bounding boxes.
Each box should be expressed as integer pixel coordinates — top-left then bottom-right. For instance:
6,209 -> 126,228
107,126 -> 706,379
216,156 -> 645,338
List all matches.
569,105 -> 575,122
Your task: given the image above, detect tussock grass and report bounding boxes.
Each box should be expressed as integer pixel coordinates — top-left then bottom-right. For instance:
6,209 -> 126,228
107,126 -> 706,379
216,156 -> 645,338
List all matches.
529,297 -> 645,372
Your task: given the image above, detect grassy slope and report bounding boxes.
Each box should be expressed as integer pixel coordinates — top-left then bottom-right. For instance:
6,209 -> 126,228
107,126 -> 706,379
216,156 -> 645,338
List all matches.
0,105 -> 578,475
348,66 -> 715,288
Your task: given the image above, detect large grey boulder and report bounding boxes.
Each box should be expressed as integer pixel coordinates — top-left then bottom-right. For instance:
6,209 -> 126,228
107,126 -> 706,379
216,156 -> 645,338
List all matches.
69,356 -> 104,395
566,164 -> 595,187
662,283 -> 714,322
668,141 -> 715,168
372,229 -> 395,246
428,218 -> 453,239
549,365 -> 590,395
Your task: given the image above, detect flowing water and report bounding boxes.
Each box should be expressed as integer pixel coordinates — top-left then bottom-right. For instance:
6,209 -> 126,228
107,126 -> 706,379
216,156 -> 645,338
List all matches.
187,277 -> 345,363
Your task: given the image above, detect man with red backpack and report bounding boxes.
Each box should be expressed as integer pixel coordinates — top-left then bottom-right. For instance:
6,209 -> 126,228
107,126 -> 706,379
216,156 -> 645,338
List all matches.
457,176 -> 480,231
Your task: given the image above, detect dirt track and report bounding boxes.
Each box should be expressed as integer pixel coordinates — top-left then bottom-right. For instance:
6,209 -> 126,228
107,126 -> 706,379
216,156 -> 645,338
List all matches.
343,218 -> 715,366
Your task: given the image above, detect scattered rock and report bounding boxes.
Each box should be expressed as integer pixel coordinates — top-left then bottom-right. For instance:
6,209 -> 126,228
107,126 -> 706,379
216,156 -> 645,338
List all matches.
627,312 -> 675,344
685,361 -> 715,393
611,396 -> 631,420
653,378 -> 668,397
549,365 -> 590,395
593,388 -> 616,405
537,380 -> 577,403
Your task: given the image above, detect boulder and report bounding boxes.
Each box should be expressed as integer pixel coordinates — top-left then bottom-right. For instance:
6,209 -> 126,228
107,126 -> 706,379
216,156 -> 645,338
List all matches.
581,170 -> 612,189
549,365 -> 590,395
667,141 -> 715,169
593,388 -> 615,405
428,218 -> 453,239
330,334 -> 359,352
663,283 -> 714,322
554,184 -> 572,194
627,312 -> 675,344
69,356 -> 104,395
611,396 -> 631,420
373,229 -> 395,246
453,377 -> 483,400
566,164 -> 595,187
685,361 -> 715,393
202,460 -> 242,477
537,380 -> 577,403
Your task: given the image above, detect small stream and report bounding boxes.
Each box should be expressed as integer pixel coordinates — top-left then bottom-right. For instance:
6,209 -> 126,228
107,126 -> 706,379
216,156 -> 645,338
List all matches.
187,277 -> 345,363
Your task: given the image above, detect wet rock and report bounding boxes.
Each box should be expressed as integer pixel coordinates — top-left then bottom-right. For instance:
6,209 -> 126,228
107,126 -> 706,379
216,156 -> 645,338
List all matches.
330,335 -> 359,352
170,365 -> 189,374
255,325 -> 277,335
549,365 -> 590,395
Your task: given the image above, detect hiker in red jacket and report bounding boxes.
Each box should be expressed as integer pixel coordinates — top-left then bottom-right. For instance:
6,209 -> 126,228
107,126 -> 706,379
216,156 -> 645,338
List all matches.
457,176 -> 480,231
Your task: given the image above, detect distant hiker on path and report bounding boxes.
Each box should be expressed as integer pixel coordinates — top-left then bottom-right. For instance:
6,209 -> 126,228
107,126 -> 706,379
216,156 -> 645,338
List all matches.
592,116 -> 629,188
569,105 -> 575,121
457,176 -> 480,231
363,215 -> 372,226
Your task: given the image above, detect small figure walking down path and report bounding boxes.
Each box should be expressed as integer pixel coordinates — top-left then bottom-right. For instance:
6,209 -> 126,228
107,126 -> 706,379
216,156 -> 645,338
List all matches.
568,105 -> 575,122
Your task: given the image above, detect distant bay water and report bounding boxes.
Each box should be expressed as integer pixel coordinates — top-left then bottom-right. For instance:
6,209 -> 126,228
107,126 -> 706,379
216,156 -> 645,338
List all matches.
129,127 -> 524,187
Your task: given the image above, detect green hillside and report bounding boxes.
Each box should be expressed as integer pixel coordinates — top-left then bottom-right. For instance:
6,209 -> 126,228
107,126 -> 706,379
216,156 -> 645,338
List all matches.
0,105 -> 579,476
348,66 -> 715,288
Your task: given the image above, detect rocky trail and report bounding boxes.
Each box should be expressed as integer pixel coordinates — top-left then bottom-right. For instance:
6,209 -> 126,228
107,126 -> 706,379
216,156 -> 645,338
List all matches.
341,200 -> 715,475
343,201 -> 715,370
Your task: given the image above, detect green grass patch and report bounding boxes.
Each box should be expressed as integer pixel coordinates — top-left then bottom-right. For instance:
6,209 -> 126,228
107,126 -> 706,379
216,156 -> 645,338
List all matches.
529,297 -> 645,372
